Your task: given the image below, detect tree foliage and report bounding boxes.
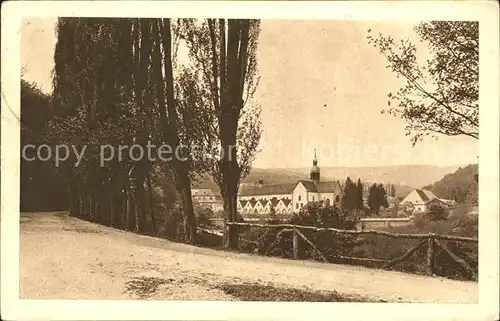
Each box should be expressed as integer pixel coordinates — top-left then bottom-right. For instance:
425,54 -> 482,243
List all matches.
341,177 -> 364,212
425,203 -> 448,221
368,21 -> 479,145
180,19 -> 262,248
50,18 -> 199,237
367,183 -> 389,215
20,80 -> 68,211
46,18 -> 262,246
52,18 -> 147,229
423,164 -> 478,204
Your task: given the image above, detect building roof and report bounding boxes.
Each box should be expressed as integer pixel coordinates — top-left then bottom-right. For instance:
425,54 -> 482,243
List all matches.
427,198 -> 445,205
248,198 -> 257,207
439,198 -> 456,205
415,189 -> 430,202
238,179 -> 343,198
192,188 -> 221,197
298,180 -> 318,192
239,183 -> 296,196
239,200 -> 248,208
270,197 -> 280,207
316,181 -> 342,193
259,199 -> 268,207
423,189 -> 437,200
295,180 -> 343,194
403,189 -> 439,204
281,198 -> 291,206
191,188 -> 215,196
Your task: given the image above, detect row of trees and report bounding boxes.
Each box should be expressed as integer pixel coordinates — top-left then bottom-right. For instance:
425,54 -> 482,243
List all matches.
340,177 -> 390,215
27,18 -> 263,247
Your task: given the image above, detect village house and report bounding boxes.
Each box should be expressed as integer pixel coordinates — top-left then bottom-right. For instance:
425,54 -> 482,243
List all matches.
191,188 -> 224,213
400,189 -> 455,213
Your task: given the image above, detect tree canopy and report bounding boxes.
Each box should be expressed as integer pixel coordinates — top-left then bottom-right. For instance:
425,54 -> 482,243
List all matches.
367,183 -> 389,215
368,21 -> 478,145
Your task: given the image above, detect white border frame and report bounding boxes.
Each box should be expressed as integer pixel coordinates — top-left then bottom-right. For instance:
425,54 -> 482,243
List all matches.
2,1 -> 499,320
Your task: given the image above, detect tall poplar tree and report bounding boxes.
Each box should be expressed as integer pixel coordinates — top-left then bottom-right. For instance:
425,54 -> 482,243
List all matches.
181,19 -> 262,249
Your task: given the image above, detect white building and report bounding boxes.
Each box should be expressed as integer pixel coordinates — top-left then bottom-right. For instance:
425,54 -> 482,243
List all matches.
191,188 -> 223,213
401,189 -> 455,213
237,152 -> 343,215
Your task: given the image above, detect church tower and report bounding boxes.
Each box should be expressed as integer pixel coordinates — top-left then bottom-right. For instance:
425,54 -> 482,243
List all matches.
310,149 -> 320,184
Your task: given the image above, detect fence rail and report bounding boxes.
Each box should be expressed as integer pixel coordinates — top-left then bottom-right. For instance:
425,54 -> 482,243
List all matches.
226,221 -> 478,242
219,221 -> 478,278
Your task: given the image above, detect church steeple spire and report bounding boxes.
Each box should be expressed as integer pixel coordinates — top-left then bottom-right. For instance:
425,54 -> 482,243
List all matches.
310,149 -> 320,183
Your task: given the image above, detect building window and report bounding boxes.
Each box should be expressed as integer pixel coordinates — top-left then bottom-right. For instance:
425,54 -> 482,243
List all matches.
312,196 -> 315,201
296,203 -> 298,209
298,195 -> 301,201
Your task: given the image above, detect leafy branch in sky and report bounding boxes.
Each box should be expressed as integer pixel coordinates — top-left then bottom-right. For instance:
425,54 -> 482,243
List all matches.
368,21 -> 478,146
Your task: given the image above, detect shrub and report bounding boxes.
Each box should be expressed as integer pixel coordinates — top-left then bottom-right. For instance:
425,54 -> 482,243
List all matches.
238,216 -> 284,254
238,203 -> 360,262
156,206 -> 185,241
425,203 -> 448,221
289,204 -> 360,261
195,207 -> 213,227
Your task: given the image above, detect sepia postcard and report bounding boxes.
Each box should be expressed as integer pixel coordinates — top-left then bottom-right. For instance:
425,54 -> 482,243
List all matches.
1,1 -> 499,320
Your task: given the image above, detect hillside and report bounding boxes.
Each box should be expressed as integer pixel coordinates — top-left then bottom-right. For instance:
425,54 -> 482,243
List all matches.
193,165 -> 463,199
423,164 -> 478,203
285,165 -> 461,189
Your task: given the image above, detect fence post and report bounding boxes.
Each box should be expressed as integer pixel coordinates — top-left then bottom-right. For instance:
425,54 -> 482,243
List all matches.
427,233 -> 435,275
224,222 -> 231,249
293,228 -> 299,260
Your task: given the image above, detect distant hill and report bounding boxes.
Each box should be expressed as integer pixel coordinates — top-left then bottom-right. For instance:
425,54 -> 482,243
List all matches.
192,169 -> 305,193
274,165 -> 461,189
423,164 -> 478,203
193,165 -> 462,199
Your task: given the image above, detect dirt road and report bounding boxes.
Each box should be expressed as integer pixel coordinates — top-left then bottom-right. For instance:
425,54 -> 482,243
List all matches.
20,212 -> 477,302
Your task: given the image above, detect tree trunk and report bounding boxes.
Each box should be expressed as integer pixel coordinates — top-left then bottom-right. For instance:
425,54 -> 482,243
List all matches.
155,18 -> 197,244
89,192 -> 93,221
128,18 -> 154,235
109,196 -> 114,227
135,180 -> 148,233
218,20 -> 251,250
80,191 -> 84,219
83,189 -> 88,220
146,175 -> 156,236
135,202 -> 139,232
94,194 -> 99,223
177,172 -> 197,243
221,172 -> 239,249
126,183 -> 136,231
123,181 -> 129,229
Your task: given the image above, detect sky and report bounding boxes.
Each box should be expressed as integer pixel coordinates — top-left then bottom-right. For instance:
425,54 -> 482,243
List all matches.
21,18 -> 479,169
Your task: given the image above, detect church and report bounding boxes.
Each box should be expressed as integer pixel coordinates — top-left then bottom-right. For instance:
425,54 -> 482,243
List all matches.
237,151 -> 343,215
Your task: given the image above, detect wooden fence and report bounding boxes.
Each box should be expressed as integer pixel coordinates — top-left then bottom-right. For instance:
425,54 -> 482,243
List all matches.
224,222 -> 478,278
